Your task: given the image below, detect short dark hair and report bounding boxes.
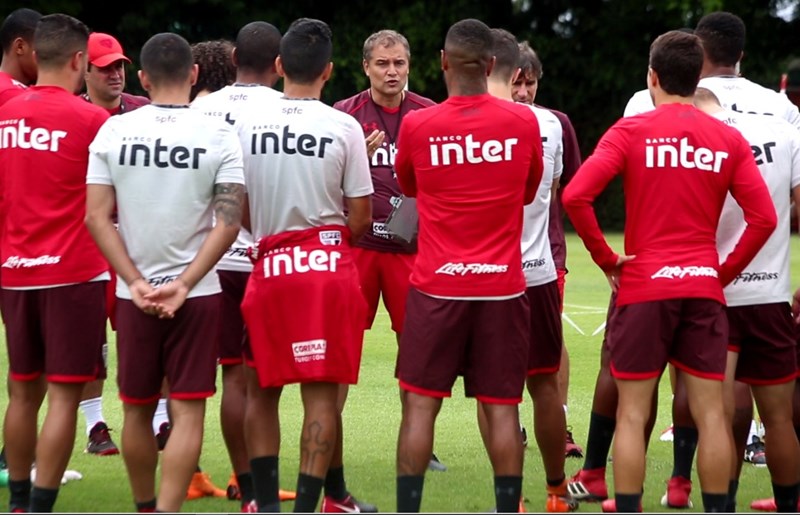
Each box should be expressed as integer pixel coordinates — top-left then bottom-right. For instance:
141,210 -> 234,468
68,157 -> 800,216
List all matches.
279,18 -> 331,85
191,39 -> 235,98
518,41 -> 542,80
649,30 -> 704,97
693,86 -> 721,107
33,14 -> 89,70
235,21 -> 281,74
140,33 -> 194,87
0,8 -> 41,53
489,28 -> 519,82
695,11 -> 745,67
444,19 -> 493,79
362,29 -> 410,62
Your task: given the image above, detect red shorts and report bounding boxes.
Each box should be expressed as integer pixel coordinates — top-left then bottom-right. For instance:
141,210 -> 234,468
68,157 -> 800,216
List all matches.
116,295 -> 220,404
3,282 -> 107,383
727,302 -> 797,385
398,288 -> 530,404
526,281 -> 563,375
556,268 -> 567,312
608,299 -> 728,381
218,270 -> 249,365
352,247 -> 414,333
241,226 -> 367,388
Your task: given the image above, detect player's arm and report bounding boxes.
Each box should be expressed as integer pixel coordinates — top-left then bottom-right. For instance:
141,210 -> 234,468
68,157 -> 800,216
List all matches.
345,195 -> 371,244
241,192 -> 251,233
719,137 -> 778,286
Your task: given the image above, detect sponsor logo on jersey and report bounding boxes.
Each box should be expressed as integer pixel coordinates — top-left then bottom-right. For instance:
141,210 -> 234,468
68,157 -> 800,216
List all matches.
319,231 -> 342,246
644,137 -> 728,173
0,119 -> 66,152
119,137 -> 207,169
262,246 -> 341,278
435,262 -> 509,276
371,142 -> 398,168
522,258 -> 547,270
250,125 -> 333,158
731,271 -> 779,285
428,134 -> 519,166
1,254 -> 61,268
650,265 -> 718,280
292,339 -> 327,363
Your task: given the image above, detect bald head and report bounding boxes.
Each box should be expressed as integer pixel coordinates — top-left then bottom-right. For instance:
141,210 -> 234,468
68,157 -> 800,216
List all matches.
444,19 -> 493,79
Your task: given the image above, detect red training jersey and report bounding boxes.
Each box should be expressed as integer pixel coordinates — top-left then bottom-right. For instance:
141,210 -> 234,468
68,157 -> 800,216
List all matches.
562,103 -> 776,306
333,90 -> 435,253
0,85 -> 111,287
395,93 -> 543,298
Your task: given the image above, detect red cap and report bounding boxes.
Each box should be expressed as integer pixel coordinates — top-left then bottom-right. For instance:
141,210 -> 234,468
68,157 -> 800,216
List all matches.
88,33 -> 131,68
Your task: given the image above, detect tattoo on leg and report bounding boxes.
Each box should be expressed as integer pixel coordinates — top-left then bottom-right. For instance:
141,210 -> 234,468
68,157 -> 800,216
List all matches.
300,420 -> 332,473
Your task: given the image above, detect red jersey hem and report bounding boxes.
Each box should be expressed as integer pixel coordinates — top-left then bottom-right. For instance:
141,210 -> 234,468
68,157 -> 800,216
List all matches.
615,290 -> 725,307
1,266 -> 110,289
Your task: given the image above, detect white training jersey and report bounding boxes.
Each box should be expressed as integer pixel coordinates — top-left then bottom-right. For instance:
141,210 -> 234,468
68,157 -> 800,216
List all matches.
698,76 -> 800,130
236,97 -> 374,239
87,105 -> 245,300
521,104 -> 563,287
715,110 -> 800,306
623,89 -> 654,117
191,84 -> 282,272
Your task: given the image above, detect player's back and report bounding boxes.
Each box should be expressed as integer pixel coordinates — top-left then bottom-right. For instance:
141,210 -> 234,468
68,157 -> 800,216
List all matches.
698,76 -> 800,129
191,84 -> 281,126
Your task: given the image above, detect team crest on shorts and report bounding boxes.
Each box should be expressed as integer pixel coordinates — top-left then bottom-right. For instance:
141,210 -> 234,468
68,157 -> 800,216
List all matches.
319,231 -> 342,246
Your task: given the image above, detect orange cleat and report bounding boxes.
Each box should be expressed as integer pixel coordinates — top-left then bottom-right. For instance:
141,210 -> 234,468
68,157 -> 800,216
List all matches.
186,471 -> 227,500
546,480 -> 578,512
279,489 -> 297,502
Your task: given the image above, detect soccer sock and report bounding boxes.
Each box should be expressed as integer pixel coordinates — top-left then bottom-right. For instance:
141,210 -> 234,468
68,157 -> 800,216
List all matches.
293,473 -> 324,513
748,419 -> 759,445
324,466 -> 348,500
135,498 -> 157,513
8,478 -> 31,512
79,397 -> 104,435
30,485 -> 59,513
615,493 -> 641,512
236,472 -> 255,506
670,425 -> 698,480
583,411 -> 616,470
250,456 -> 280,512
772,482 -> 800,513
151,398 -> 169,435
397,475 -> 425,513
726,479 -> 739,512
494,475 -> 522,513
701,492 -> 728,512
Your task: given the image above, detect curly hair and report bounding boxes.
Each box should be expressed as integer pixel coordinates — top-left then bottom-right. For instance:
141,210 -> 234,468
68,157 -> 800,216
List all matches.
190,39 -> 235,100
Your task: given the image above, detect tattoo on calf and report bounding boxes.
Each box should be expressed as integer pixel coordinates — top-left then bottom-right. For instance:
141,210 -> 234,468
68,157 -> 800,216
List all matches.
300,420 -> 332,473
213,183 -> 245,227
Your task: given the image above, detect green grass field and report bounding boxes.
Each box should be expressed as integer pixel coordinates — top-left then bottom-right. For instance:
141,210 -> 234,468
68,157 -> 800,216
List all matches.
0,232 -> 794,512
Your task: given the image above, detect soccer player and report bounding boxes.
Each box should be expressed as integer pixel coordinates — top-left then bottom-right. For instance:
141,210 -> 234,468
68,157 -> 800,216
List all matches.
0,8 -> 40,105
85,32 -> 245,513
79,30 -> 152,459
190,20 -> 287,511
511,39 -> 585,460
782,59 -> 800,108
562,30 -> 777,513
235,18 -> 373,513
394,18 -> 543,513
0,13 -> 111,513
486,28 -> 575,513
190,39 -> 236,101
694,86 -> 800,513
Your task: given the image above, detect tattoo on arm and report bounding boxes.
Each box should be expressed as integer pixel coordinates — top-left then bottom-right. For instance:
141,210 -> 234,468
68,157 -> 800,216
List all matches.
213,183 -> 245,227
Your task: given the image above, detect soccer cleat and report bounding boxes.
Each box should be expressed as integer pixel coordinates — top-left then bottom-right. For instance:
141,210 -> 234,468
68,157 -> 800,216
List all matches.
546,480 -> 579,512
227,472 -> 241,500
749,497 -> 800,512
659,424 -> 674,442
241,500 -> 257,513
85,422 -> 120,456
279,489 -> 296,502
601,498 -> 642,512
567,467 -> 608,502
659,476 -> 693,508
186,471 -> 227,500
321,494 -> 378,513
565,427 -> 583,458
428,453 -> 447,472
155,422 -> 171,451
744,435 -> 767,467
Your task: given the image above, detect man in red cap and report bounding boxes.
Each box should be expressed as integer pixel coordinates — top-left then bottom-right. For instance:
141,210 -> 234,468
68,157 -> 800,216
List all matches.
82,32 -> 148,114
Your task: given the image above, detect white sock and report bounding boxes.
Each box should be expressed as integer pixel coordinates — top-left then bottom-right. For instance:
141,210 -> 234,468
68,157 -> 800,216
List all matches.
79,397 -> 104,435
748,419 -> 759,444
152,398 -> 169,435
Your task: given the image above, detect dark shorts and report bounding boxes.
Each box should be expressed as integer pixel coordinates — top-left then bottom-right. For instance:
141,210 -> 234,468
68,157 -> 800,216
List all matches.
218,270 -> 249,365
3,282 -> 107,383
727,302 -> 797,385
526,281 -> 563,375
116,295 -> 220,404
352,247 -> 414,333
397,288 -> 530,404
608,298 -> 728,381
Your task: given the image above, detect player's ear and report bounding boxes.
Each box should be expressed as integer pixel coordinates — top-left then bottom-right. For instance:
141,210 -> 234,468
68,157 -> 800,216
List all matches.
231,47 -> 239,68
440,49 -> 447,72
362,59 -> 369,76
189,63 -> 199,86
511,67 -> 521,86
322,62 -> 334,82
275,56 -> 286,78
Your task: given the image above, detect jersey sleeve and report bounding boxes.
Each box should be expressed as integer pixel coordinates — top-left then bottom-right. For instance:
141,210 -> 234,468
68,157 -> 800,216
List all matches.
525,115 -> 544,205
789,130 -> 800,190
342,118 -> 374,198
551,122 -> 564,183
214,124 -> 245,185
559,115 -> 582,187
395,114 -> 417,197
718,133 -> 779,286
562,123 -> 628,271
86,121 -> 114,186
